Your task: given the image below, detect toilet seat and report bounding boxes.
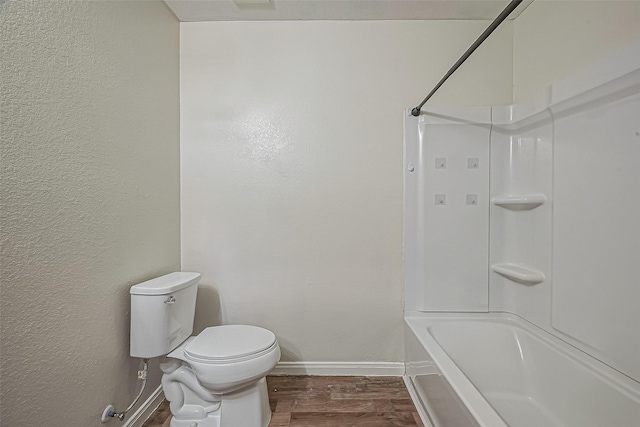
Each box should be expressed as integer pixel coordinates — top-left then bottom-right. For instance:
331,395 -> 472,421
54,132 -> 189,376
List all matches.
184,325 -> 277,363
164,324 -> 281,405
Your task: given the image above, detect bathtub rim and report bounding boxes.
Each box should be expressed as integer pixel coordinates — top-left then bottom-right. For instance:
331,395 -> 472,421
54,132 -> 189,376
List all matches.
404,311 -> 640,427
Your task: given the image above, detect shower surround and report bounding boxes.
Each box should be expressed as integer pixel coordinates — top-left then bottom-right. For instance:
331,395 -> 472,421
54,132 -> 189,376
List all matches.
403,41 -> 640,426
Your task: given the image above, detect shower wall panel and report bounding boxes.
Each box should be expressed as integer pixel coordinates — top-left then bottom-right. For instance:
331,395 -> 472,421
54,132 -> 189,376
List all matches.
489,111 -> 553,328
404,108 -> 490,312
552,88 -> 640,382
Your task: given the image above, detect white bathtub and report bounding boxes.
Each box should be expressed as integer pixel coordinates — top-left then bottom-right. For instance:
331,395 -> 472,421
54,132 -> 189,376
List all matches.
404,313 -> 640,427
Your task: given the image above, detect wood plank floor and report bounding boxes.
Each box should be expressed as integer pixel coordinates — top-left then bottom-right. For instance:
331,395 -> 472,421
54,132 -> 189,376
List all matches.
142,376 -> 424,427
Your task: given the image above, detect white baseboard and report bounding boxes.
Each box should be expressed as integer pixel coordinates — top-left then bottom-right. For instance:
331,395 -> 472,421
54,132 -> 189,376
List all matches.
270,361 -> 405,376
123,385 -> 165,427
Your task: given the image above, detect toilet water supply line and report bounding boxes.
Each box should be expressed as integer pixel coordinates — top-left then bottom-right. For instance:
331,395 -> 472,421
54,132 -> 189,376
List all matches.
108,359 -> 149,421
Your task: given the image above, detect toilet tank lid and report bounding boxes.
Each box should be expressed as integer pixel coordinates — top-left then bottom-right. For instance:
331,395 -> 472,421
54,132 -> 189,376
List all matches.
130,272 -> 201,295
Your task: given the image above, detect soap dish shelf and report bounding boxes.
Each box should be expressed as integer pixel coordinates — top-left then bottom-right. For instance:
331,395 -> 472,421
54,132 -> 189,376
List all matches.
492,194 -> 546,210
492,263 -> 545,284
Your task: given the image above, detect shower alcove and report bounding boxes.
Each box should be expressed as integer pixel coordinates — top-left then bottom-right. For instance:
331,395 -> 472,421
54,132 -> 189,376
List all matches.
403,40 -> 640,427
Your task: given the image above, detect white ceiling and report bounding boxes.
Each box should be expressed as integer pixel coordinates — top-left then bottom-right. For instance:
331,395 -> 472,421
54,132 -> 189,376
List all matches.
164,0 -> 532,22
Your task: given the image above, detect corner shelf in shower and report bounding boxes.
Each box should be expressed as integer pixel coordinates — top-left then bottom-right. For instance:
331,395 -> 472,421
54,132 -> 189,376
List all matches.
492,263 -> 545,284
492,194 -> 546,210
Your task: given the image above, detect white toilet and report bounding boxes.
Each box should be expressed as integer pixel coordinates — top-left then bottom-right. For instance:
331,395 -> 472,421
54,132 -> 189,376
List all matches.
130,272 -> 280,427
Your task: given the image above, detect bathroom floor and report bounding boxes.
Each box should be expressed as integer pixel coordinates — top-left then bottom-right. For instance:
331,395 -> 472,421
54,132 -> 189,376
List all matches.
142,376 -> 424,426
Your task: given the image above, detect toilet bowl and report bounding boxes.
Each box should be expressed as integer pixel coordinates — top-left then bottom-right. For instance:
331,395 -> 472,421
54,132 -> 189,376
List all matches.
160,325 -> 280,427
130,272 -> 281,427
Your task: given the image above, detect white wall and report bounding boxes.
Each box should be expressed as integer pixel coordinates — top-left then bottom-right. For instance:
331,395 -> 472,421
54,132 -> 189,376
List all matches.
180,20 -> 512,363
0,1 -> 180,425
513,0 -> 640,102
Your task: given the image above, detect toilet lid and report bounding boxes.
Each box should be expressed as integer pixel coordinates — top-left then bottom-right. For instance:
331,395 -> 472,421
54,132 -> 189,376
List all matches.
184,325 -> 276,361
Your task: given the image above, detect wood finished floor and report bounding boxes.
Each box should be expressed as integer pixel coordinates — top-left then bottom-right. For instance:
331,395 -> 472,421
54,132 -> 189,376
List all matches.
142,376 -> 424,427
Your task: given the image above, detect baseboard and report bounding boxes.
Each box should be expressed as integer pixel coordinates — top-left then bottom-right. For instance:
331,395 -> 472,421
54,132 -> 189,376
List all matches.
270,361 -> 405,376
123,385 -> 164,427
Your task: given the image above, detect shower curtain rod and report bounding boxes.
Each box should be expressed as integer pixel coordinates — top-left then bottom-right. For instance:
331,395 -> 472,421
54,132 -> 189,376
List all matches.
411,0 -> 523,117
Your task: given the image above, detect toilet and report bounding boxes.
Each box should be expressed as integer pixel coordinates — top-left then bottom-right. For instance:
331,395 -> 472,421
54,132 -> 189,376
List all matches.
130,272 -> 280,427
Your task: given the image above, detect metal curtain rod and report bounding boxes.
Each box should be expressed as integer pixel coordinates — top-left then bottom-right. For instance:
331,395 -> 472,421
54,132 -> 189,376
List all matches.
411,0 -> 523,117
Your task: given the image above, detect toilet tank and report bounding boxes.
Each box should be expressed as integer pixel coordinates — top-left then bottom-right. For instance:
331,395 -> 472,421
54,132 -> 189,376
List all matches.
130,272 -> 201,358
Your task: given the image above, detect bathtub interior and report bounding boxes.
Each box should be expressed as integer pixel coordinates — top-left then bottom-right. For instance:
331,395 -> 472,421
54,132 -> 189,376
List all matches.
405,314 -> 640,427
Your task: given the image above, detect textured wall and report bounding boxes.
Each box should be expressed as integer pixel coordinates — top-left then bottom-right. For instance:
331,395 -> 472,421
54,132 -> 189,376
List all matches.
180,21 -> 512,363
0,1 -> 180,426
513,0 -> 640,102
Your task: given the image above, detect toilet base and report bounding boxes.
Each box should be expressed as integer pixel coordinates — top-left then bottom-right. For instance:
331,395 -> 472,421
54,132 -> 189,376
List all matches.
218,377 -> 272,427
167,378 -> 272,427
170,410 -> 219,427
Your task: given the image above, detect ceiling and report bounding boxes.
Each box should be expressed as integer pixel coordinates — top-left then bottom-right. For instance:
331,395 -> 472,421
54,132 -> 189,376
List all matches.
164,0 -> 532,22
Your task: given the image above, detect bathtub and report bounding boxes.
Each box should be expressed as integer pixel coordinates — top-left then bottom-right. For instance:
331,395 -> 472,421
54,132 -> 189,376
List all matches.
404,313 -> 640,427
